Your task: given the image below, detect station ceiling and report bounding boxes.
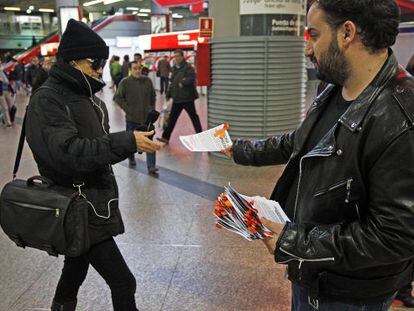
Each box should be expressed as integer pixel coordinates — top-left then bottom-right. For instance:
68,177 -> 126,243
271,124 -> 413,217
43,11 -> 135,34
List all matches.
0,0 -> 152,13
1,0 -> 414,16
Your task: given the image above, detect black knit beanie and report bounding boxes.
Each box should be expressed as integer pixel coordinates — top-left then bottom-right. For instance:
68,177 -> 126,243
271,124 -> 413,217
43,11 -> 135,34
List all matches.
57,19 -> 109,62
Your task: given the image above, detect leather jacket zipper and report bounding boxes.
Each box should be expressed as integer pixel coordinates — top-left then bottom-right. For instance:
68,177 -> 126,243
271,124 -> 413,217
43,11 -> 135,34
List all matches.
293,150 -> 333,221
313,178 -> 353,198
280,248 -> 335,280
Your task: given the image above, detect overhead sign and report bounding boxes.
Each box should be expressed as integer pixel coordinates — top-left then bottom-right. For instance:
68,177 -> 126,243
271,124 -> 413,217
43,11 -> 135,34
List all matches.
199,17 -> 213,38
239,0 -> 306,16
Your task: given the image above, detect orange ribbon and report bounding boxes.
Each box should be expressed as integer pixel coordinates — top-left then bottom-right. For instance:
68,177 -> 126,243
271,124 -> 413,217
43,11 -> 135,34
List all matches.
214,122 -> 229,139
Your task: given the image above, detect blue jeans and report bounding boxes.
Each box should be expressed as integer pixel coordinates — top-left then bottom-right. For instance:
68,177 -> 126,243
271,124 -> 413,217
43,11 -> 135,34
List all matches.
126,121 -> 156,169
292,283 -> 396,311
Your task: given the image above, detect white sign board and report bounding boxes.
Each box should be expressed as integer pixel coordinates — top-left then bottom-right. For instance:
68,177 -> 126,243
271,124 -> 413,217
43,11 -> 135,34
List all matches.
240,0 -> 306,16
59,7 -> 80,34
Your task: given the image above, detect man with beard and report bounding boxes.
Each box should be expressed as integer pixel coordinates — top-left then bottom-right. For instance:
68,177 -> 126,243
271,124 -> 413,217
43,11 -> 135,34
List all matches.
223,0 -> 414,310
26,19 -> 161,311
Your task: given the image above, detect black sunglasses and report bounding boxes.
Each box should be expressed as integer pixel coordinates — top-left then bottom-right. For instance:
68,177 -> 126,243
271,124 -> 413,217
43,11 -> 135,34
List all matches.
86,58 -> 107,70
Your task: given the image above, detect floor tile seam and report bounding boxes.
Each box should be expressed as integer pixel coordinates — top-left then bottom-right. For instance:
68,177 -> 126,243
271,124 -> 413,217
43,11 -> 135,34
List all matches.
158,243 -> 186,311
5,265 -> 52,311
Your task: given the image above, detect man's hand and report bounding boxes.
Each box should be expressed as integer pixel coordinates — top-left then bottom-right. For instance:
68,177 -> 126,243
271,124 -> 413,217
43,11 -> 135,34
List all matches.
220,146 -> 233,159
134,131 -> 162,152
260,218 -> 285,255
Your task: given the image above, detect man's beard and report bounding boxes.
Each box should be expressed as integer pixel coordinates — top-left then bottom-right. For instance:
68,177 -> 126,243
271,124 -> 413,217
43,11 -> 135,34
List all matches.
310,38 -> 349,85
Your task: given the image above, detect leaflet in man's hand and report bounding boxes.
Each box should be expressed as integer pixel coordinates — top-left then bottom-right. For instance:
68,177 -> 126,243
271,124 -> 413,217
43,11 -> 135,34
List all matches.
179,123 -> 232,152
240,195 -> 290,224
213,184 -> 290,241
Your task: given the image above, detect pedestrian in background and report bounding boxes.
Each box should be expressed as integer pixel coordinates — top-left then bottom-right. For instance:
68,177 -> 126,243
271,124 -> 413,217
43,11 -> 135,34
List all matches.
110,55 -> 122,90
114,61 -> 159,175
0,58 -> 12,127
157,55 -> 171,95
157,49 -> 202,144
121,54 -> 130,79
134,53 -> 149,76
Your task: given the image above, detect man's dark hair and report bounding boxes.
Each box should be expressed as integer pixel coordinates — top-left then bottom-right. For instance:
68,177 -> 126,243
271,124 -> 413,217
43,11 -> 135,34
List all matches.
114,55 -> 120,61
124,54 -> 129,61
134,53 -> 142,58
129,60 -> 140,68
174,49 -> 184,56
316,0 -> 400,52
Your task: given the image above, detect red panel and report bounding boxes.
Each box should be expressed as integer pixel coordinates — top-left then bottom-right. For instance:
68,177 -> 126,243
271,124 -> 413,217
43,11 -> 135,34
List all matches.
150,31 -> 200,50
191,2 -> 204,13
154,0 -> 203,7
397,0 -> 414,13
196,43 -> 211,86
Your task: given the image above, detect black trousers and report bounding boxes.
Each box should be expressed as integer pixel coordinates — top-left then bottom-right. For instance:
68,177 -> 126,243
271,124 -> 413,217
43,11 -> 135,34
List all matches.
160,77 -> 169,94
162,100 -> 202,140
53,238 -> 138,311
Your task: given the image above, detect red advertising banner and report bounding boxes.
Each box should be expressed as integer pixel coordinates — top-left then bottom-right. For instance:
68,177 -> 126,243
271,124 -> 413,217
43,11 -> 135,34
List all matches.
150,30 -> 204,50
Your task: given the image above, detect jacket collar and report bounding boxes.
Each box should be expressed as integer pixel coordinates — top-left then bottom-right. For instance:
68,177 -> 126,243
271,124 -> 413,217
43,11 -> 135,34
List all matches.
49,62 -> 105,97
314,49 -> 400,132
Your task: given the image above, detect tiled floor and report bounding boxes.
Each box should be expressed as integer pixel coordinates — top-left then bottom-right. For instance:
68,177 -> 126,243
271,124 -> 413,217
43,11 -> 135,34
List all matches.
0,83 -> 410,311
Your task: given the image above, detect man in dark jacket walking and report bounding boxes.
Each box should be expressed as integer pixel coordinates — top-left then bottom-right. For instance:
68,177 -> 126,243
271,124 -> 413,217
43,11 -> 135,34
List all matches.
157,49 -> 202,144
26,19 -> 161,311
157,55 -> 171,95
224,1 -> 414,310
114,61 -> 158,174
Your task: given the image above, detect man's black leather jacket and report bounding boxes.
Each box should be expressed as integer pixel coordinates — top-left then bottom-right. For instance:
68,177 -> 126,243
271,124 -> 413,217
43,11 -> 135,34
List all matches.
233,51 -> 414,303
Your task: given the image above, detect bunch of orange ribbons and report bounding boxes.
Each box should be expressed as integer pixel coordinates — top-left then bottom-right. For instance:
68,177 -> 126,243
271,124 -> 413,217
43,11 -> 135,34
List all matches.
213,185 -> 274,240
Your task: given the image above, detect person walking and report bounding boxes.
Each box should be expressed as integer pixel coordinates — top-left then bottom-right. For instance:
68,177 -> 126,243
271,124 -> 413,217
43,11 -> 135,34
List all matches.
157,55 -> 171,95
25,19 -> 161,311
110,55 -> 122,90
121,54 -> 130,79
114,61 -> 159,174
0,58 -> 15,127
157,49 -> 202,144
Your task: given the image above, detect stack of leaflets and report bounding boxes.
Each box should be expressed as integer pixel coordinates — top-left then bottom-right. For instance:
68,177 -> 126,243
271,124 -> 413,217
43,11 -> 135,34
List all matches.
214,184 -> 290,241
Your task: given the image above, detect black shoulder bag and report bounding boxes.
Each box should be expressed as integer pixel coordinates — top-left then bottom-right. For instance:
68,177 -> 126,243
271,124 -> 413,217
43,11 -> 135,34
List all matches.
0,86 -> 90,257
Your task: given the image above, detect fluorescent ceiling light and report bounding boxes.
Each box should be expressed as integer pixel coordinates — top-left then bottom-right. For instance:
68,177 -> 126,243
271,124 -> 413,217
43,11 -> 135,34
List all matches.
39,8 -> 54,12
139,8 -> 151,13
28,5 -> 34,10
103,0 -> 123,4
26,9 -> 32,13
4,7 -> 21,11
126,7 -> 139,10
172,13 -> 183,19
132,11 -> 138,14
137,13 -> 148,16
83,0 -> 104,6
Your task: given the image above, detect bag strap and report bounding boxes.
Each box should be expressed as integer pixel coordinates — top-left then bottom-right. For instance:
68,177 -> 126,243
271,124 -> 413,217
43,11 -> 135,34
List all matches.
12,107 -> 26,178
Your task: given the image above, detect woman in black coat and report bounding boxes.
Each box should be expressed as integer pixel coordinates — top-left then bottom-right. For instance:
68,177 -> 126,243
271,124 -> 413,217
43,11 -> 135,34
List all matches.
26,19 -> 160,311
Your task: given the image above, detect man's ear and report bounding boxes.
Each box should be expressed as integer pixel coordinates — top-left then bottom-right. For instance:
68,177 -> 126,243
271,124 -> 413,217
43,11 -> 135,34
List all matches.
340,21 -> 357,48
